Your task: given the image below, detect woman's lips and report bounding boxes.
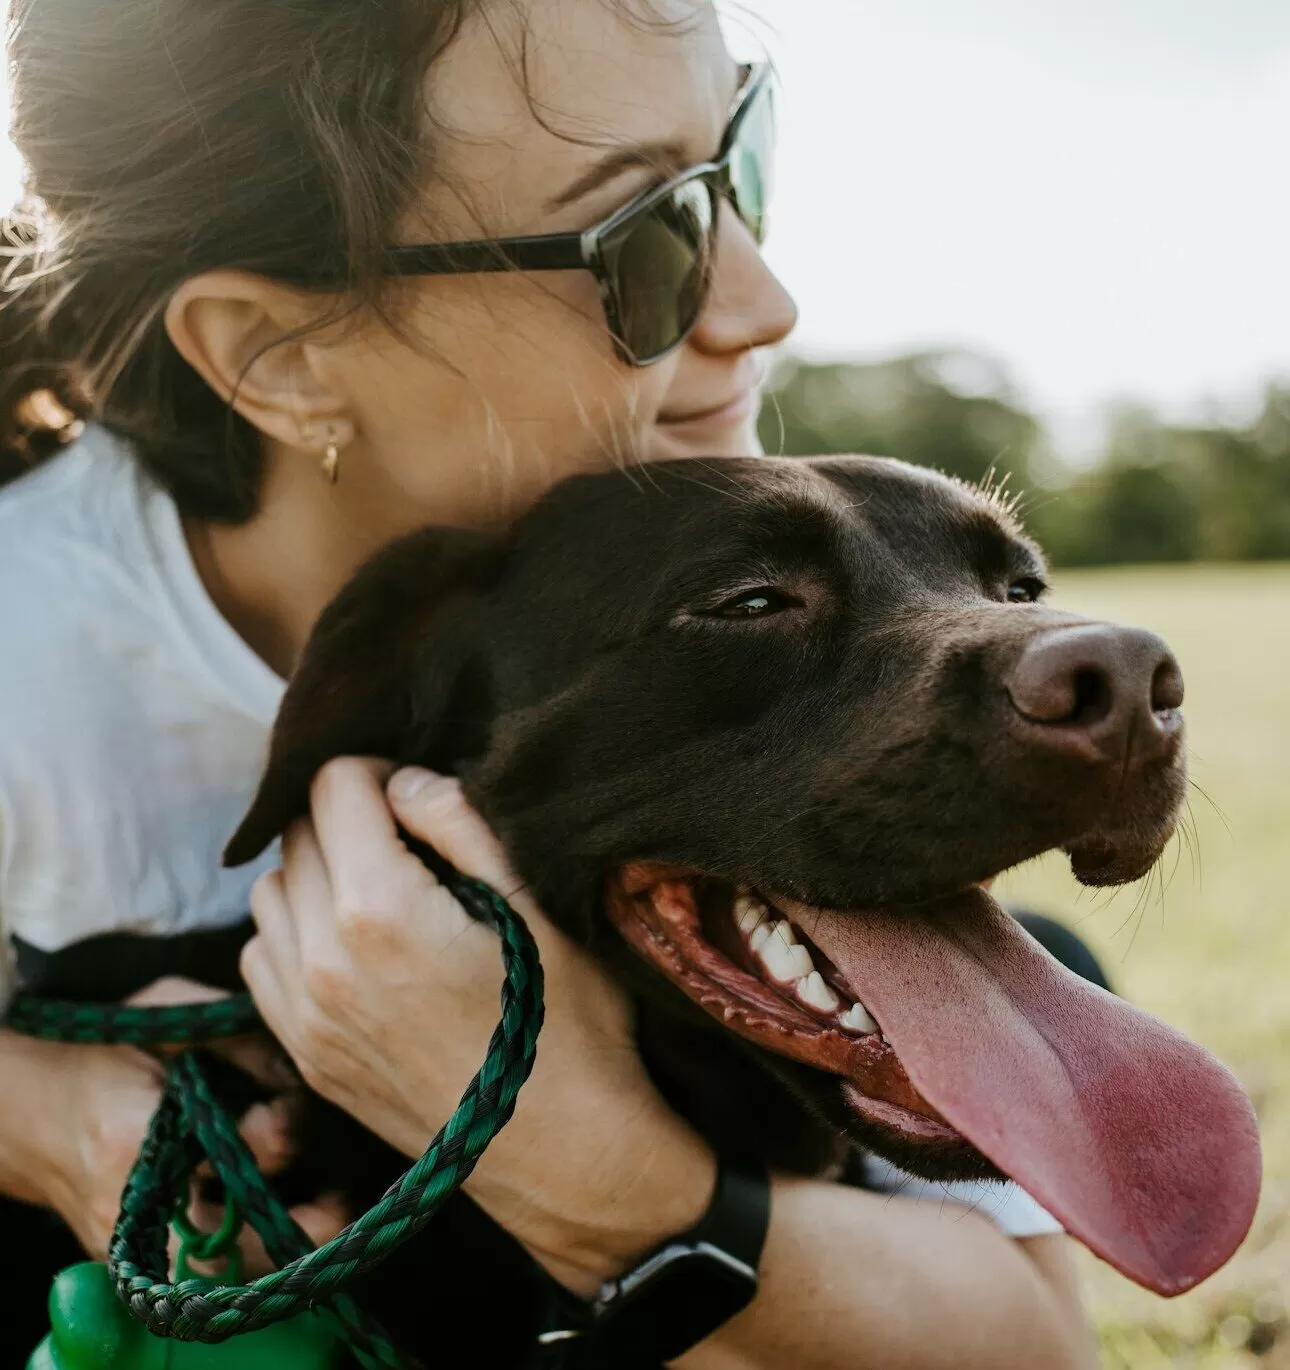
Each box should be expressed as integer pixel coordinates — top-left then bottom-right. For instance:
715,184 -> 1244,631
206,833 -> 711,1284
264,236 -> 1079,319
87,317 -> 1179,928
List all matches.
658,388 -> 759,429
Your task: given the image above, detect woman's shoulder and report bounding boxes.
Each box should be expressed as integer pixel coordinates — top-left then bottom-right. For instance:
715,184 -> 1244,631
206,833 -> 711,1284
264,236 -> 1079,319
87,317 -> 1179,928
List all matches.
0,423 -> 282,724
0,423 -> 276,776
0,424 -> 155,604
0,428 -> 159,698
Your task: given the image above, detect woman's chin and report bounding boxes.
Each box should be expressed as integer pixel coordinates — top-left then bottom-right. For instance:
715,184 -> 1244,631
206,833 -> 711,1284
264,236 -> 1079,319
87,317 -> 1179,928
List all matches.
648,413 -> 763,462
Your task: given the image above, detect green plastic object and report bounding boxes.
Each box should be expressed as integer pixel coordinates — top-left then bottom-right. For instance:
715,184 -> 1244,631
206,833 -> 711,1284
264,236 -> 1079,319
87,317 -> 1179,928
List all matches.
27,1261 -> 347,1369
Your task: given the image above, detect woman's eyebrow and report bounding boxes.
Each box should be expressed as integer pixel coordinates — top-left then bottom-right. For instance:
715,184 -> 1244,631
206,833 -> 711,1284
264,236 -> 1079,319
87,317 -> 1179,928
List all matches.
545,140 -> 690,213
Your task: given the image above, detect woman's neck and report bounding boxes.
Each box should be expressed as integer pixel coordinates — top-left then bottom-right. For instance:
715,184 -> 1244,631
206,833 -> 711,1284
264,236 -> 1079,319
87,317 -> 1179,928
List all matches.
183,516 -> 335,679
183,444 -> 435,678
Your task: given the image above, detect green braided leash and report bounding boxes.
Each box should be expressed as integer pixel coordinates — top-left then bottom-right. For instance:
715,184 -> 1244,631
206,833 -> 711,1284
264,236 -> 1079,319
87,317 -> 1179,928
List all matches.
8,996 -> 261,1045
6,872 -> 545,1369
107,1058 -> 404,1370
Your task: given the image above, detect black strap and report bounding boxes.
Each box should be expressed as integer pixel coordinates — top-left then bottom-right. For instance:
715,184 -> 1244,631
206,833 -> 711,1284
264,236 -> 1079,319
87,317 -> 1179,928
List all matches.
535,1153 -> 771,1369
683,1154 -> 771,1273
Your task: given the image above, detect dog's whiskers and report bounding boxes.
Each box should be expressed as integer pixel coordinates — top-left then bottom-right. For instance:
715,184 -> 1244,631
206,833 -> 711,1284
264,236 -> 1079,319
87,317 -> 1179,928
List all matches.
1187,778 -> 1231,837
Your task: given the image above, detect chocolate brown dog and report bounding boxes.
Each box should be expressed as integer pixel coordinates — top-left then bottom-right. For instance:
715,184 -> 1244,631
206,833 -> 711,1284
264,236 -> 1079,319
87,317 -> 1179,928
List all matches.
228,455 -> 1260,1320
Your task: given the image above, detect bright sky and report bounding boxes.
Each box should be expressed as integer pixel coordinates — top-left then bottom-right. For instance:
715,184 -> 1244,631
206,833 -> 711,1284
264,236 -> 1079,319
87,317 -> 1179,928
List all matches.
2,7 -> 1287,449
726,0 -> 1290,448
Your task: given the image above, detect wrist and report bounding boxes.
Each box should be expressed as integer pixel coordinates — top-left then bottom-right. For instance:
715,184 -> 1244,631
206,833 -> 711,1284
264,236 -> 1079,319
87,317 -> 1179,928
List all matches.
0,1031 -> 88,1208
469,1104 -> 717,1297
554,1153 -> 772,1367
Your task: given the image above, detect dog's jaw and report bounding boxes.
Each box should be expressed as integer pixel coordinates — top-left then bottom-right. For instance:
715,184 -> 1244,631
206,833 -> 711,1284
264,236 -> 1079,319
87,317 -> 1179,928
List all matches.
606,866 -> 977,1161
605,862 -> 1261,1300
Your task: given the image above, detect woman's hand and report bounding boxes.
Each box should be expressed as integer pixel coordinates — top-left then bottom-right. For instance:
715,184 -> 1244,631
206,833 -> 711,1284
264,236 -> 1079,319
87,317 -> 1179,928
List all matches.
242,757 -> 716,1294
31,1035 -> 169,1261
10,979 -> 345,1269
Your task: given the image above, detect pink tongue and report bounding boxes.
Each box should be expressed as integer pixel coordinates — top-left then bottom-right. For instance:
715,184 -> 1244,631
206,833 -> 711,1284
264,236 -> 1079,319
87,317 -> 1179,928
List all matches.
795,888 -> 1261,1295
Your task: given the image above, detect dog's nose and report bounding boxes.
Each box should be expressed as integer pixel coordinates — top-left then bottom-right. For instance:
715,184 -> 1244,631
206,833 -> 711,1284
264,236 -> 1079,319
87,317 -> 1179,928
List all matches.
1006,624 -> 1184,765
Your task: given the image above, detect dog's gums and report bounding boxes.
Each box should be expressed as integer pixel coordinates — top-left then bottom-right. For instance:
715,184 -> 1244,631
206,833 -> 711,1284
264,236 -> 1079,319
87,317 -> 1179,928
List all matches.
608,867 -> 962,1149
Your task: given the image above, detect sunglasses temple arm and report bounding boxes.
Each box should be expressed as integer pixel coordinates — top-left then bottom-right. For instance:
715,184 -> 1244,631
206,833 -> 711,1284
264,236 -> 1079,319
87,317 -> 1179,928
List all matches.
386,234 -> 590,276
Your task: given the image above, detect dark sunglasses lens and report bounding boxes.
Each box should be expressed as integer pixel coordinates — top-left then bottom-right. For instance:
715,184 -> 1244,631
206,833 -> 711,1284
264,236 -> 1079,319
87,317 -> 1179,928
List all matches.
728,82 -> 774,242
600,178 -> 715,363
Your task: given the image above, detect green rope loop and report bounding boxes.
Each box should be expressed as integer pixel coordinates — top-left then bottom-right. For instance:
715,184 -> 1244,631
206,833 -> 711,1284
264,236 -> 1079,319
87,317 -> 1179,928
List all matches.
6,995 -> 261,1045
6,872 -> 545,1370
171,1192 -> 242,1266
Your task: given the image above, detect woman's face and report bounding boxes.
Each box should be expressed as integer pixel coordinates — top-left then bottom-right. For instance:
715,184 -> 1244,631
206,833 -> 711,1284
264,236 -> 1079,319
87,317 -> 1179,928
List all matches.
314,0 -> 797,529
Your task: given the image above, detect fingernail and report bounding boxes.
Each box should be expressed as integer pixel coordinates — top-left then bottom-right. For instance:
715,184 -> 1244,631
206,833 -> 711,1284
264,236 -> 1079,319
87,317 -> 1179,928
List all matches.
388,766 -> 437,801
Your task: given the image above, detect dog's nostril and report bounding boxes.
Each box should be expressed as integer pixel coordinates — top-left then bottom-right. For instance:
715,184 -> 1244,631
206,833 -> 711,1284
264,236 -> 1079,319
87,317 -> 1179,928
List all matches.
1069,668 -> 1113,726
1007,654 -> 1116,727
1007,626 -> 1173,733
1151,658 -> 1185,714
1008,625 -> 1182,764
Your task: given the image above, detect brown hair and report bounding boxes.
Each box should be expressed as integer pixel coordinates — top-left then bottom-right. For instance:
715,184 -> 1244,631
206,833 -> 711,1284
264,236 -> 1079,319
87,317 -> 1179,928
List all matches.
0,0 -> 478,521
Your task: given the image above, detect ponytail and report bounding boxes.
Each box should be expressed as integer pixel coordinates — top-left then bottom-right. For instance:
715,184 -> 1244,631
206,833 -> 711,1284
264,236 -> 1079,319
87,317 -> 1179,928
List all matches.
0,215 -> 91,487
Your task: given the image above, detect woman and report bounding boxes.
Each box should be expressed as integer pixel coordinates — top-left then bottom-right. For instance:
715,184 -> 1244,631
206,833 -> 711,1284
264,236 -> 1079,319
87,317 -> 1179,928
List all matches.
0,0 -> 1097,1365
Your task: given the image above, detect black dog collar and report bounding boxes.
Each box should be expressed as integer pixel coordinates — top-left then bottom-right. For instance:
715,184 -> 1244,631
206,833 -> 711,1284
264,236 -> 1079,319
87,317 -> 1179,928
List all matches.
537,1154 -> 771,1367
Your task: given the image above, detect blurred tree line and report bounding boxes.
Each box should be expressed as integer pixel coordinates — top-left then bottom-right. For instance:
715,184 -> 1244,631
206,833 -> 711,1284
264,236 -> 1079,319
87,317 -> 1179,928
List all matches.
757,352 -> 1290,566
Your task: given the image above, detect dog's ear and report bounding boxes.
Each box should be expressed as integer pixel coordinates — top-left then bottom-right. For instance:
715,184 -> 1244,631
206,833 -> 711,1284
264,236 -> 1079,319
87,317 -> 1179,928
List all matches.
224,527 -> 500,867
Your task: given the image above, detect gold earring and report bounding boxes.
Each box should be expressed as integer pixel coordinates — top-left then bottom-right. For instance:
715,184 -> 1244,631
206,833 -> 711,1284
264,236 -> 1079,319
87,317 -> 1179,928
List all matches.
321,438 -> 340,485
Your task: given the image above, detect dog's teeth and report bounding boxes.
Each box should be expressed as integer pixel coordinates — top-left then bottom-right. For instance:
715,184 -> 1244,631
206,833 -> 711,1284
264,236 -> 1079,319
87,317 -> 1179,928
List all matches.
749,923 -> 774,954
758,930 -> 804,983
838,1002 -> 879,1036
783,944 -> 814,979
796,971 -> 841,1014
735,895 -> 767,934
767,922 -> 813,979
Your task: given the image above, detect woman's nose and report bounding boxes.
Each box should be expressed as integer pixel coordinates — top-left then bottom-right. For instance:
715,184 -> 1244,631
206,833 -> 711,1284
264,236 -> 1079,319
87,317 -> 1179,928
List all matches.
688,202 -> 798,356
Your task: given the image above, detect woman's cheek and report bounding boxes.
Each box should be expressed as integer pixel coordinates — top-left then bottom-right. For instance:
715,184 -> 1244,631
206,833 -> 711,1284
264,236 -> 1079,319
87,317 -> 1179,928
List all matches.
338,280 -> 683,516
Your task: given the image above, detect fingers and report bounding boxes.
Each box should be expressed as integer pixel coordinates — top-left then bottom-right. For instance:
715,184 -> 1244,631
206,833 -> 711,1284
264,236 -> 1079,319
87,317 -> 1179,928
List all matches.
386,768 -> 525,901
308,757 -> 414,898
289,1193 -> 349,1248
385,768 -> 580,976
244,872 -> 298,1044
307,757 -> 464,945
241,951 -> 294,1060
277,822 -> 339,971
125,977 -> 230,1010
230,1194 -> 347,1275
192,1096 -> 296,1194
208,1032 -> 299,1095
384,765 -> 629,1042
252,856 -> 302,970
237,1097 -> 297,1177
124,977 -> 240,1060
181,1197 -> 350,1279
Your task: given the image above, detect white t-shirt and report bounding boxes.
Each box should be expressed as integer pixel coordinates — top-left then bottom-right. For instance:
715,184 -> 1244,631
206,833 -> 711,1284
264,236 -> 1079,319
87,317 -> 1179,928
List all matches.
0,425 -> 1059,1240
0,425 -> 284,1000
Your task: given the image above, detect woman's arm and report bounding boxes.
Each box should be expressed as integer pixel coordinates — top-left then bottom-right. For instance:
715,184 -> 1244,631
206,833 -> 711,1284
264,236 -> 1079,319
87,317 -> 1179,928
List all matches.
674,1194 -> 1096,1370
244,759 -> 1098,1370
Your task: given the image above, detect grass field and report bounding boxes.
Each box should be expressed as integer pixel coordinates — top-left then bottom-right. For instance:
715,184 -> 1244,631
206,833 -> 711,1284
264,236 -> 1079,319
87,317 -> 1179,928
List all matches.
994,563 -> 1290,1368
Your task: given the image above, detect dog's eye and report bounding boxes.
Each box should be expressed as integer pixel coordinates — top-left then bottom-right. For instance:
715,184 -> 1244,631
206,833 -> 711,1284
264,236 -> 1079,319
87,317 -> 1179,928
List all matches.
712,587 -> 800,620
1007,577 -> 1048,604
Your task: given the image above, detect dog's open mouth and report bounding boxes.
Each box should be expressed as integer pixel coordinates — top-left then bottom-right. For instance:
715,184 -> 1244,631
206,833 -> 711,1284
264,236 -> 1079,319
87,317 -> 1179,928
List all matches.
607,863 -> 1262,1299
608,866 -> 962,1148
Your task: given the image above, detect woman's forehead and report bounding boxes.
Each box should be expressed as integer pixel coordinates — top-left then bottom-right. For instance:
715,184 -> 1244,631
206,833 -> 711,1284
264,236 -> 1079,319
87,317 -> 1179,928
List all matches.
417,0 -> 738,238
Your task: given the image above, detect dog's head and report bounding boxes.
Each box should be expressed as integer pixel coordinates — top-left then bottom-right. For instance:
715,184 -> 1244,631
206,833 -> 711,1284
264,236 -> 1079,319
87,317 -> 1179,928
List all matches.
227,455 -> 1259,1296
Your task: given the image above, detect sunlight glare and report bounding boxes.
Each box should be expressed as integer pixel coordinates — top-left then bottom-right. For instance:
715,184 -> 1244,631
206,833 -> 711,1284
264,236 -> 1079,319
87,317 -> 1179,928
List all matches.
0,63 -> 25,211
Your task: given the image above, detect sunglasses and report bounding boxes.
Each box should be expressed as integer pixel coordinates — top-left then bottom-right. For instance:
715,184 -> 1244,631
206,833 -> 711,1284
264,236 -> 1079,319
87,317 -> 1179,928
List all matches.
385,63 -> 774,366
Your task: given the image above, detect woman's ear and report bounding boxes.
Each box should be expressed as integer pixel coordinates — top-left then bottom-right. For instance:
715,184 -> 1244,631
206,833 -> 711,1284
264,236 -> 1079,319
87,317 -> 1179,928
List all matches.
225,527 -> 502,867
164,270 -> 349,448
